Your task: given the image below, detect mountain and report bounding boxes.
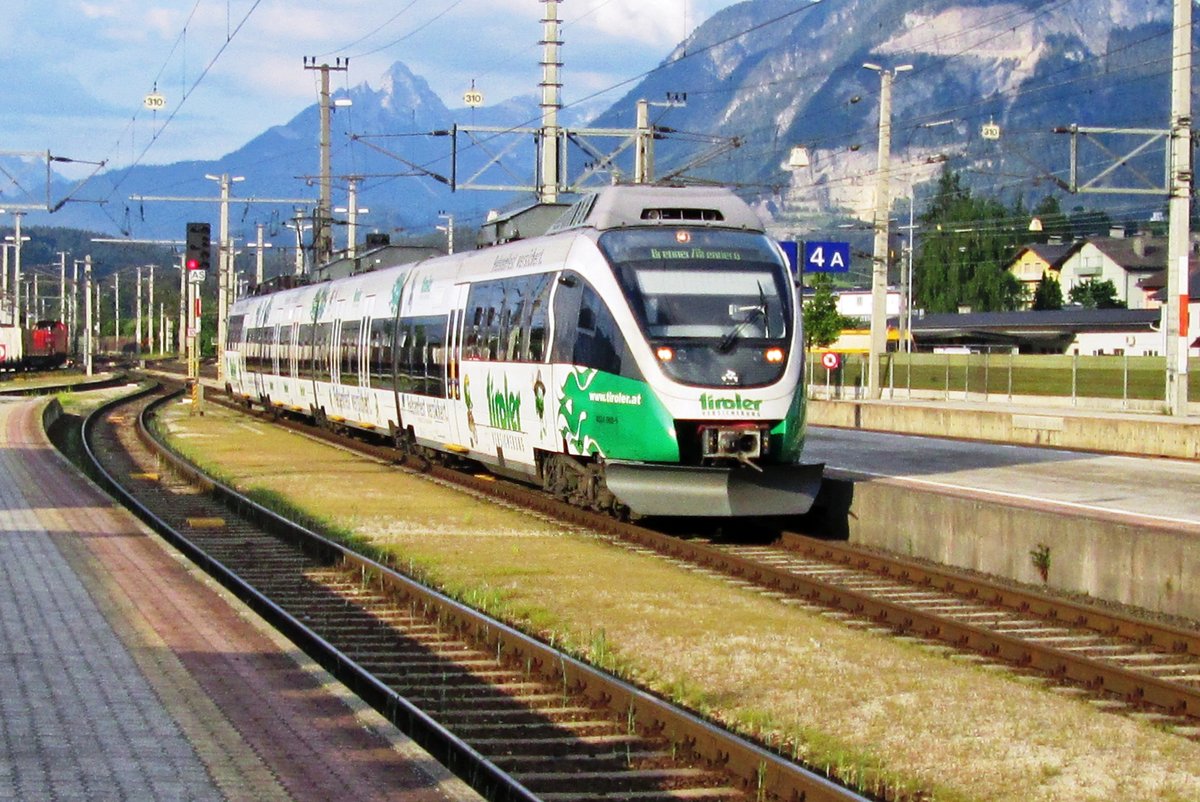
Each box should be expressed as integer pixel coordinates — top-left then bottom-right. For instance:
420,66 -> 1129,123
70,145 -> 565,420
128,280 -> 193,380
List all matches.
591,0 -> 1179,230
20,0 -> 1192,273
26,61 -> 589,267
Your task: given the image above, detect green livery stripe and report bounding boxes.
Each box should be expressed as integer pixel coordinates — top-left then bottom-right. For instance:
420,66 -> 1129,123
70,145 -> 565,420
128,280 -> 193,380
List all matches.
770,387 -> 807,462
558,368 -> 678,461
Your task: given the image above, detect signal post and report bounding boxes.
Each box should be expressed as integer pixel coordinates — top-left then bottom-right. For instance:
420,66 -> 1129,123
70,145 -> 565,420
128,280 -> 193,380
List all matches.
185,223 -> 210,414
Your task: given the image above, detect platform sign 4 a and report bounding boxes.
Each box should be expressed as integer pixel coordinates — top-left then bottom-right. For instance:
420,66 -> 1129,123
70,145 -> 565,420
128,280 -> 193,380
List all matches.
803,241 -> 851,273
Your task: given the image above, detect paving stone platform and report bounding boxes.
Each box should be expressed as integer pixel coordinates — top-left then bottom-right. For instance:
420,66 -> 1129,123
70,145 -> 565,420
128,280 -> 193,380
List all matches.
0,396 -> 479,802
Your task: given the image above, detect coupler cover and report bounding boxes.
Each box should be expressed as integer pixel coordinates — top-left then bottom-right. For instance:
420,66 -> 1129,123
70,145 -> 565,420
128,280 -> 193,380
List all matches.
605,461 -> 825,517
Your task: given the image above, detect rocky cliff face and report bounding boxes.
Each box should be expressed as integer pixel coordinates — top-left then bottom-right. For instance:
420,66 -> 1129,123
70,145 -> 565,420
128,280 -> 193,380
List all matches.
592,0 -> 1180,226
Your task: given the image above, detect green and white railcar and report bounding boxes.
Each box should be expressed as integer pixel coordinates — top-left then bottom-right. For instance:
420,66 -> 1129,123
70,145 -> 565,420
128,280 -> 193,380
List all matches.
226,185 -> 822,517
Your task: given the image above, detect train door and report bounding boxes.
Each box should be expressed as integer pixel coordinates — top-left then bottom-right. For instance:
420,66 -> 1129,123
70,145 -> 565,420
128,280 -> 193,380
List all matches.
288,321 -> 300,379
359,299 -> 373,388
331,309 -> 344,386
444,283 -> 471,451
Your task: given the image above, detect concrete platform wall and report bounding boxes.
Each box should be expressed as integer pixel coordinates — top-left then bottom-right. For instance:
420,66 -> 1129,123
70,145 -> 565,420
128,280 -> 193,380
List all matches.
808,398 -> 1200,459
812,474 -> 1199,621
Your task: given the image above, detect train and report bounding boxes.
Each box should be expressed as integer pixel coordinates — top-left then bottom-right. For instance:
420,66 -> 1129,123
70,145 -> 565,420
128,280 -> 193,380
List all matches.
0,320 -> 70,371
224,185 -> 823,518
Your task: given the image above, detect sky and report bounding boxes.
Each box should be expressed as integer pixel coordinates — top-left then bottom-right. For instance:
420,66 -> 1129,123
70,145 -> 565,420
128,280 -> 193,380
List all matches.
1,0 -> 744,177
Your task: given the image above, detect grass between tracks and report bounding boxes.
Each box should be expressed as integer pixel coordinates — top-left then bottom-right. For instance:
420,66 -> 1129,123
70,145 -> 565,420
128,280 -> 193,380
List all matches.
154,401 -> 1200,802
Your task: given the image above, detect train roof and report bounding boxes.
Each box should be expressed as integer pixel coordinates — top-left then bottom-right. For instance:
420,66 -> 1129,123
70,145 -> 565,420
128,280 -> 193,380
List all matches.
547,185 -> 766,235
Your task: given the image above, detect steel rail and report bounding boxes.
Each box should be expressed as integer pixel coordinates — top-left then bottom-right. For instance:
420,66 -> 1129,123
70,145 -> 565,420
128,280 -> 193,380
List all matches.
110,383 -> 869,802
779,532 -> 1200,658
82,385 -> 542,802
195,381 -> 1200,723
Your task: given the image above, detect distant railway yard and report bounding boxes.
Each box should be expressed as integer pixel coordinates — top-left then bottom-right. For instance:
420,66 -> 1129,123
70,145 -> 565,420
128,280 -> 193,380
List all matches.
44,374 -> 1200,802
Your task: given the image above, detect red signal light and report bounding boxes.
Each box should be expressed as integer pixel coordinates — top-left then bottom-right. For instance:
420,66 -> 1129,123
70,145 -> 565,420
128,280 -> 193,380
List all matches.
186,258 -> 200,270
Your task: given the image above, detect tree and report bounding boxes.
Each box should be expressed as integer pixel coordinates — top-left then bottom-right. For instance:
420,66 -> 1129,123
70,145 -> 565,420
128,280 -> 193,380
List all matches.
802,274 -> 857,349
1030,195 -> 1070,243
1068,278 -> 1125,309
913,168 -> 1026,314
1032,274 -> 1064,310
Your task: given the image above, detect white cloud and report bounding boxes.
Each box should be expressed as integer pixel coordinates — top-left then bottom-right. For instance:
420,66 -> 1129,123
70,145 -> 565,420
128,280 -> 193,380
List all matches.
576,0 -> 693,48
1,0 -> 743,168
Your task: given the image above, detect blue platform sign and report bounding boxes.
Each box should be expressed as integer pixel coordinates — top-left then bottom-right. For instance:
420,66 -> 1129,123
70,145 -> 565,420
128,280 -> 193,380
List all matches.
779,241 -> 800,272
803,241 -> 851,273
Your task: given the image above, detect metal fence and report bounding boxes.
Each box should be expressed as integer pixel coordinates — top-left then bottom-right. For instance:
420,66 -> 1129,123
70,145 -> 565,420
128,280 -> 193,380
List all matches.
806,351 -> 1200,412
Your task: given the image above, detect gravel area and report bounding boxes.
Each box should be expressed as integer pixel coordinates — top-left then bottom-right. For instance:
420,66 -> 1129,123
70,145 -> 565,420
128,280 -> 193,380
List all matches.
159,402 -> 1200,802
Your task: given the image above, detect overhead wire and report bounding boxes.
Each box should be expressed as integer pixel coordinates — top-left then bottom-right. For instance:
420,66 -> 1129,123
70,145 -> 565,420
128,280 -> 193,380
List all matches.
100,0 -> 268,204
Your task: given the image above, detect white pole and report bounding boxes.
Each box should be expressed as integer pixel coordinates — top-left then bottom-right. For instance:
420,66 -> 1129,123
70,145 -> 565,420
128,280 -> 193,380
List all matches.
1165,0 -> 1192,414
538,0 -> 562,203
148,265 -> 155,354
84,256 -> 93,375
13,213 -> 22,328
864,64 -> 910,399
136,266 -> 143,357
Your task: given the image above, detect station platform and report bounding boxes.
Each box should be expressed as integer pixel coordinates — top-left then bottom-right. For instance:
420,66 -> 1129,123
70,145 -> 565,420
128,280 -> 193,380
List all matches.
802,397 -> 1200,623
807,391 -> 1200,459
0,396 -> 480,801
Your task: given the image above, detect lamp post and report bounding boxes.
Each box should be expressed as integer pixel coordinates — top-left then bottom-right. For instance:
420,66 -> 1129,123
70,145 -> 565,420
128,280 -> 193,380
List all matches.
437,212 -> 455,255
204,173 -> 244,381
337,176 -> 366,259
84,256 -> 93,376
863,61 -> 911,399
4,214 -> 30,328
246,223 -> 273,287
285,212 -> 312,276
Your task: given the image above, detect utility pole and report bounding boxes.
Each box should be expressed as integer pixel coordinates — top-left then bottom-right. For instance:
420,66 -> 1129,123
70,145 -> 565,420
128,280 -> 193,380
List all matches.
71,259 -> 80,357
84,256 -> 92,376
131,183 -> 313,376
285,211 -> 310,275
207,173 -> 241,380
437,212 -> 455,255
177,253 -> 187,359
538,0 -> 563,203
94,282 -> 101,356
345,177 -> 363,258
12,212 -> 23,328
113,272 -> 120,353
635,99 -> 654,184
250,223 -> 269,286
863,62 -> 911,399
1166,0 -> 1192,415
57,252 -> 67,321
304,57 -> 349,266
136,266 -> 143,358
148,265 -> 154,355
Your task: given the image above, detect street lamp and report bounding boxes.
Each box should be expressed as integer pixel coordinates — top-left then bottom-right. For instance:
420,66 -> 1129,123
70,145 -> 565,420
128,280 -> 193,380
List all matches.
863,61 -> 911,399
334,204 -> 369,259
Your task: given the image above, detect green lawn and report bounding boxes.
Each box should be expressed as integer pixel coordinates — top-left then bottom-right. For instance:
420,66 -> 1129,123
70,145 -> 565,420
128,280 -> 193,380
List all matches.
808,352 -> 1197,403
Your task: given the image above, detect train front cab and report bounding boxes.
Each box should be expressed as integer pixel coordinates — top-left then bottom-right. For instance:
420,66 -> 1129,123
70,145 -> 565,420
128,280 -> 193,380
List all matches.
551,225 -> 822,518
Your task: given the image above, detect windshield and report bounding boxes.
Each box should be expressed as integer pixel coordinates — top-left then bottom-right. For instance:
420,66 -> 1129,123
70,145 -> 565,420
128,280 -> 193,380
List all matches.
599,228 -> 792,343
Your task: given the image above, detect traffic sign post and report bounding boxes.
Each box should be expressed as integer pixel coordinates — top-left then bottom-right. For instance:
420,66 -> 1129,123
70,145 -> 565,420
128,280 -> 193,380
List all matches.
820,348 -> 840,396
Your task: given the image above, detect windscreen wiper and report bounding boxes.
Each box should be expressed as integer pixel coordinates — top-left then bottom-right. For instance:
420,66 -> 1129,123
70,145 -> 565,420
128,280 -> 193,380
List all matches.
716,283 -> 769,353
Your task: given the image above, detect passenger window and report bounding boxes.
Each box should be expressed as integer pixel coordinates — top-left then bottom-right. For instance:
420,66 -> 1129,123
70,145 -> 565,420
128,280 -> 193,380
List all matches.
573,285 -> 623,376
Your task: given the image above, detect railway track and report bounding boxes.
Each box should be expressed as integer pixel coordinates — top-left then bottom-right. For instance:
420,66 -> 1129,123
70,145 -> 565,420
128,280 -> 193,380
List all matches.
0,369 -> 129,397
173,378 -> 1200,737
82,383 -> 866,802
